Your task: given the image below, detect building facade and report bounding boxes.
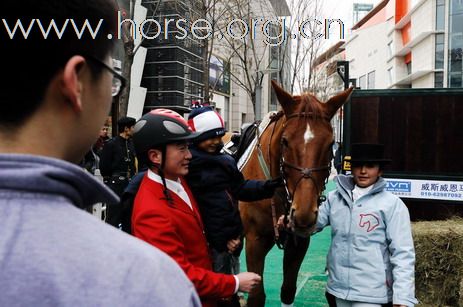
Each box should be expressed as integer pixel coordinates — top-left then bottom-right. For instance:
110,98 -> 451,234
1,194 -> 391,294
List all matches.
344,0 -> 463,89
208,0 -> 291,131
140,0 -> 205,112
122,0 -> 291,131
312,41 -> 346,142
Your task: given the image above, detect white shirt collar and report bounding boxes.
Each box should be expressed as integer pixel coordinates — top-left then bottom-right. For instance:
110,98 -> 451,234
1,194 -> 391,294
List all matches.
147,169 -> 193,210
352,184 -> 374,202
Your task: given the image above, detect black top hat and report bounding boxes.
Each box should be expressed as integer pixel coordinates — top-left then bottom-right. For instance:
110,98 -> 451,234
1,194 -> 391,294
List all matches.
350,143 -> 391,164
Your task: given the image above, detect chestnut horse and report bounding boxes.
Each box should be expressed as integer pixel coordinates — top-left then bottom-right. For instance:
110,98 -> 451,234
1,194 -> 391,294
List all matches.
240,81 -> 352,306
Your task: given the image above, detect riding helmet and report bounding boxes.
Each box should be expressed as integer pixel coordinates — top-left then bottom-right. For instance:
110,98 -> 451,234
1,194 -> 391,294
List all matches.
133,109 -> 199,157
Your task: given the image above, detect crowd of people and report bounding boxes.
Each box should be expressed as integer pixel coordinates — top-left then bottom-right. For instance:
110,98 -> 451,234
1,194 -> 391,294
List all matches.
1,1 -> 417,306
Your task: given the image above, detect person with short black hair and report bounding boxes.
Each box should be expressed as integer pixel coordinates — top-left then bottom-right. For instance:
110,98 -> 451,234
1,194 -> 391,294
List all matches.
94,124 -> 110,157
0,2 -> 200,306
316,143 -> 417,307
100,116 -> 137,227
79,124 -> 110,174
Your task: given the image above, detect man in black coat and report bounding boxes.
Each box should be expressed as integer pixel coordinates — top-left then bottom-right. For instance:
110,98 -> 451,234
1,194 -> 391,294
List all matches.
100,116 -> 137,227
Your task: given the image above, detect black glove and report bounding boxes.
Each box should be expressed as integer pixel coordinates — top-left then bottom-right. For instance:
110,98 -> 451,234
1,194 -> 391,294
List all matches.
264,177 -> 284,192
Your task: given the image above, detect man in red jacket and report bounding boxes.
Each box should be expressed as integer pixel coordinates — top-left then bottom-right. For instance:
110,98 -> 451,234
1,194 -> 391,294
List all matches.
131,109 -> 261,307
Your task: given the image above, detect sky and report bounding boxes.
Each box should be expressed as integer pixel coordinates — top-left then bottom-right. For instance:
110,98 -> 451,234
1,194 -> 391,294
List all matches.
317,0 -> 381,50
322,0 -> 381,30
284,0 -> 382,52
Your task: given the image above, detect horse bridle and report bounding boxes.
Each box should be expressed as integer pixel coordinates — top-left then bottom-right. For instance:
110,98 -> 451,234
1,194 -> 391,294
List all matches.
258,112 -> 333,248
279,113 -> 333,234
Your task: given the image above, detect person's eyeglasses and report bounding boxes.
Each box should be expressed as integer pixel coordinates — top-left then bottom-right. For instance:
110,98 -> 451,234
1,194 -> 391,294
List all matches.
85,55 -> 126,97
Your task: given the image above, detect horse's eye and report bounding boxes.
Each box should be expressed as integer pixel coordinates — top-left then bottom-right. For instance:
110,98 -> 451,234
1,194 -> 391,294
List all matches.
282,137 -> 289,147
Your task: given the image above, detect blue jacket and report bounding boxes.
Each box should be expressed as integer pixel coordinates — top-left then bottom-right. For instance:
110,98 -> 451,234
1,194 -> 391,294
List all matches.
186,147 -> 275,253
0,154 -> 200,307
316,175 -> 418,306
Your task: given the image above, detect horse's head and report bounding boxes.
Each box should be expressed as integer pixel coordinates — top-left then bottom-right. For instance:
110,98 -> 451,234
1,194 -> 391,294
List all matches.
271,81 -> 352,237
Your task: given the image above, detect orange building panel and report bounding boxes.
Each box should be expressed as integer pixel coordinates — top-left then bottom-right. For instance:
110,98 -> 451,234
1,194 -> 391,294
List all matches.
402,22 -> 411,45
396,0 -> 411,23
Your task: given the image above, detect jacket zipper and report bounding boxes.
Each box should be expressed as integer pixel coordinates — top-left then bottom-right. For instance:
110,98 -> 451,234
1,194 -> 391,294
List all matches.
345,199 -> 353,300
225,190 -> 236,208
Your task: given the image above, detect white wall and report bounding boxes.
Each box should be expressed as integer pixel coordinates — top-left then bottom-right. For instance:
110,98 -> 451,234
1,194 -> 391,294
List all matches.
413,74 -> 433,88
127,2 -> 148,119
411,0 -> 434,37
345,0 -> 439,89
412,36 -> 434,72
345,22 -> 390,89
409,0 -> 435,88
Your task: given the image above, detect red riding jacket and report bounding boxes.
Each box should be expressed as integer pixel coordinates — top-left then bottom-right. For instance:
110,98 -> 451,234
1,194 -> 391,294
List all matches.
132,173 -> 236,307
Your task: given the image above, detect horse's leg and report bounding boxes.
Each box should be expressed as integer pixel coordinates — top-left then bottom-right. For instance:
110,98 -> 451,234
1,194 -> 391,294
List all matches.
245,232 -> 274,307
280,236 -> 310,305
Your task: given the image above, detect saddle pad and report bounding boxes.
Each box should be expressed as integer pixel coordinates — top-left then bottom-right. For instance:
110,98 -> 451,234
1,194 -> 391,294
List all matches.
237,111 -> 277,171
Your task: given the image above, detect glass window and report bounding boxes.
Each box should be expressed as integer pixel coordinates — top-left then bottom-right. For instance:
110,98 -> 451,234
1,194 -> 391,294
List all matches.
451,0 -> 463,14
209,55 -> 230,94
435,72 -> 444,88
270,46 -> 280,70
269,73 -> 278,111
451,13 -> 463,33
436,2 -> 445,31
367,71 -> 375,89
359,75 -> 366,89
141,76 -> 184,91
449,0 -> 463,87
450,35 -> 463,62
224,97 -> 229,130
435,34 -> 445,69
406,62 -> 412,75
449,72 -> 463,87
388,67 -> 393,85
436,33 -> 445,44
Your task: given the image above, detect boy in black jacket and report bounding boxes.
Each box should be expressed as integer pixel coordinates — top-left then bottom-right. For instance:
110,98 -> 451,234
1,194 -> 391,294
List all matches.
186,105 -> 280,306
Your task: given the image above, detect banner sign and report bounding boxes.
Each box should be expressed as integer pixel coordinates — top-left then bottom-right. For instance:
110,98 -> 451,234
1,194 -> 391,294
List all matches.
384,178 -> 463,202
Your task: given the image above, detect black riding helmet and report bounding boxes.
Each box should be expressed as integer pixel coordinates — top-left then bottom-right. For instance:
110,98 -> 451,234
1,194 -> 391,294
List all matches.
133,109 -> 199,204
133,109 -> 199,159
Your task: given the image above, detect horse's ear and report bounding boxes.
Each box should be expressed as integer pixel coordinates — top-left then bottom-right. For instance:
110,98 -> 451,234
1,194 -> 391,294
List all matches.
324,87 -> 354,119
271,80 -> 293,111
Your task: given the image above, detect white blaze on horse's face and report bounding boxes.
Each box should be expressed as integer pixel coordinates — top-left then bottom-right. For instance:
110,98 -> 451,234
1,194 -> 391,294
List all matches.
303,123 -> 314,144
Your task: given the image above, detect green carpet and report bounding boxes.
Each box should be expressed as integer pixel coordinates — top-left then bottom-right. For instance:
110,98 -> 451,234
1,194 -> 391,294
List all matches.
240,180 -> 336,306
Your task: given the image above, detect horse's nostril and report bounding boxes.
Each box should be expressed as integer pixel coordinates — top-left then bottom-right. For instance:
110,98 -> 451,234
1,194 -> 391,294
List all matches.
289,207 -> 296,216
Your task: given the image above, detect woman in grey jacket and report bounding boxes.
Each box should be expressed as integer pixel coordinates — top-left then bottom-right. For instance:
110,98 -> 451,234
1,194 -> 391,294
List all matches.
315,143 -> 418,307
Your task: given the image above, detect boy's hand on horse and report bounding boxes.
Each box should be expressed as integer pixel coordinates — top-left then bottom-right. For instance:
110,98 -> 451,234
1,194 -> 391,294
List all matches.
227,238 -> 241,253
236,272 -> 262,292
264,177 -> 284,192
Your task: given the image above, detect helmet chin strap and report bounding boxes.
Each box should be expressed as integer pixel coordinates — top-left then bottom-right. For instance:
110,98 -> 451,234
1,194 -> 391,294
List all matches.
157,145 -> 173,205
